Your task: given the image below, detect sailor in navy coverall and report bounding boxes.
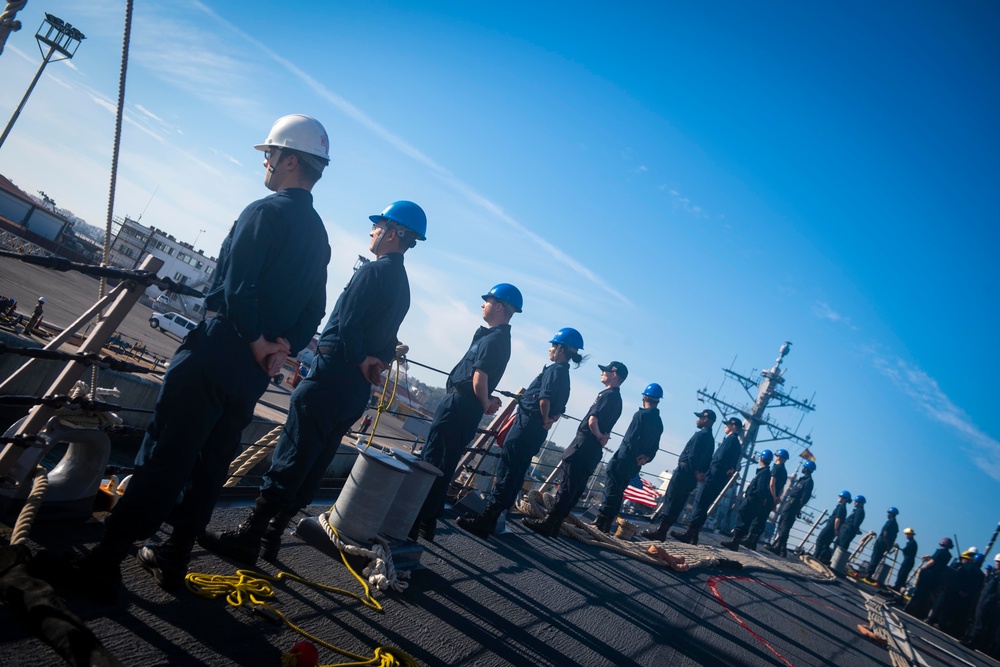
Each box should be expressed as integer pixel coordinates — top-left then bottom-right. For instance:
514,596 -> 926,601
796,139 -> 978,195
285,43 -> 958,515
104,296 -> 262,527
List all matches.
765,461 -> 814,557
893,528 -> 918,591
69,115 -> 332,597
199,200 -> 426,566
745,449 -> 788,550
457,328 -> 582,540
721,450 -> 773,551
523,362 -> 625,538
410,284 -> 519,541
672,416 -> 744,545
866,507 -> 899,579
830,496 -> 866,574
592,382 -> 664,533
813,492 -> 850,563
905,538 -> 954,619
640,409 -> 716,541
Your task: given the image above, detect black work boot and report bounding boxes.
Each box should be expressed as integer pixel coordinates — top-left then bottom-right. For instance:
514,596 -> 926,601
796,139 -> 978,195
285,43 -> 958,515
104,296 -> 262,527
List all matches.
198,496 -> 279,566
456,503 -> 501,540
138,533 -> 195,592
418,519 -> 437,542
720,530 -> 745,551
742,533 -> 761,551
670,527 -> 699,545
260,511 -> 297,562
591,513 -> 613,534
522,513 -> 563,539
640,517 -> 671,541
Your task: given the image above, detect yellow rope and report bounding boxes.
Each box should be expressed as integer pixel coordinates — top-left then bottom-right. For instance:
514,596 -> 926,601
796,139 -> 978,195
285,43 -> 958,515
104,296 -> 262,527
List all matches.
185,521 -> 417,667
360,359 -> 401,453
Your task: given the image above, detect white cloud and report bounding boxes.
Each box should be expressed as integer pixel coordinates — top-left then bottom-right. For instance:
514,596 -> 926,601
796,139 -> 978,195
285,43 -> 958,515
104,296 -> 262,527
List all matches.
134,104 -> 163,122
872,354 -> 1000,482
813,301 -> 843,322
812,301 -> 859,330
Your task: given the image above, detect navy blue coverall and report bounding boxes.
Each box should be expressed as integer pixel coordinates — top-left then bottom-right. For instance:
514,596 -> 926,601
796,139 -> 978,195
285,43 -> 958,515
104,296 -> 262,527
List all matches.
261,252 -> 409,513
894,536 -> 918,589
549,387 -> 623,522
105,188 -> 329,543
905,546 -> 952,619
598,405 -> 663,522
867,516 -> 899,577
732,464 -> 772,535
654,426 -> 714,527
835,505 -> 865,550
748,460 -> 787,540
417,324 -> 512,522
814,500 -> 848,562
489,362 -> 570,511
770,470 -> 814,551
687,431 -> 742,532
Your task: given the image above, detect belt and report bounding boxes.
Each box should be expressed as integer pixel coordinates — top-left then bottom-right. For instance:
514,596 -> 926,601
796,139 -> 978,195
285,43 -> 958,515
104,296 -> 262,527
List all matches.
317,345 -> 335,355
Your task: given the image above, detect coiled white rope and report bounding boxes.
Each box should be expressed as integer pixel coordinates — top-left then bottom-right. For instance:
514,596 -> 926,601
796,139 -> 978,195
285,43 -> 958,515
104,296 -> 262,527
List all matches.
317,512 -> 409,593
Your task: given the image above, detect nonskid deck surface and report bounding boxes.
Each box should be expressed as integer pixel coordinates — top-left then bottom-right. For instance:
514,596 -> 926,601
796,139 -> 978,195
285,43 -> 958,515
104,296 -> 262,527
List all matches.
0,509 -> 989,667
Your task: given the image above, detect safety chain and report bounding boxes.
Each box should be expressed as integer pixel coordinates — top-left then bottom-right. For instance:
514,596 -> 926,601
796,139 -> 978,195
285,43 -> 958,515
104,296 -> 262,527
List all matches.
0,433 -> 46,448
0,249 -> 203,297
0,393 -> 153,414
0,342 -> 164,375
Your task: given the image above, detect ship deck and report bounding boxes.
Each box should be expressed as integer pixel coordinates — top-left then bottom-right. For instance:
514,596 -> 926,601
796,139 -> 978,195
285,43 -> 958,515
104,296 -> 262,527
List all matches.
1,505 -> 991,667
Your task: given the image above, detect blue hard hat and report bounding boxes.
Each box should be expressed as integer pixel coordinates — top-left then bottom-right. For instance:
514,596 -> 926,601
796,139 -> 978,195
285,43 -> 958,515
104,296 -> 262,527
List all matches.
549,327 -> 584,350
855,495 -> 866,504
888,506 -> 898,516
775,448 -> 789,460
802,460 -> 816,472
482,283 -> 523,313
370,200 -> 427,240
642,383 -> 664,400
759,449 -> 773,464
839,490 -> 852,500
974,553 -> 985,565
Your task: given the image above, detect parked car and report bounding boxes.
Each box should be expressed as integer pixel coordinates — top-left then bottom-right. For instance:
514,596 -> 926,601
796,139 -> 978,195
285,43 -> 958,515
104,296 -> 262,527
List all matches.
149,312 -> 198,338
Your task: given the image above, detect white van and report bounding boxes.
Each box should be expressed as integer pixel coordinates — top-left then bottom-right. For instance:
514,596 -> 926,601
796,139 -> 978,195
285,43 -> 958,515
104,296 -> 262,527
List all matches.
149,311 -> 198,338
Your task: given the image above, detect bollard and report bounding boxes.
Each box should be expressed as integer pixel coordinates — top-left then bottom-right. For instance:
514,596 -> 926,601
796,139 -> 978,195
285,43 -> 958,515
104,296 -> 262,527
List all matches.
381,450 -> 442,540
0,418 -> 111,522
328,449 -> 411,542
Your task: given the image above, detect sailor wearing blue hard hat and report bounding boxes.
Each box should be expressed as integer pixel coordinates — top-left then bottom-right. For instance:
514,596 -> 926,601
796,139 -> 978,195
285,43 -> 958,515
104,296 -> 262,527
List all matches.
721,450 -> 775,551
410,283 -> 521,542
524,362 -> 628,538
829,494 -> 867,575
590,383 -> 665,534
813,489 -> 854,563
864,507 -> 900,582
201,199 -> 425,565
458,327 -> 585,540
742,448 -> 790,551
764,459 -> 817,558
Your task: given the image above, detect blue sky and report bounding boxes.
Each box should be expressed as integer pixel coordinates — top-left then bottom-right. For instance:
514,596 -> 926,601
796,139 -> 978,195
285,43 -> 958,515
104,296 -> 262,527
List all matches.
1,1 -> 997,557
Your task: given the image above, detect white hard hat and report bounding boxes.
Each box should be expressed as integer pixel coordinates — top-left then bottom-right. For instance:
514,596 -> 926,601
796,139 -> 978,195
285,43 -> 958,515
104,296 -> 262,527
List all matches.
254,115 -> 330,162
38,297 -> 46,303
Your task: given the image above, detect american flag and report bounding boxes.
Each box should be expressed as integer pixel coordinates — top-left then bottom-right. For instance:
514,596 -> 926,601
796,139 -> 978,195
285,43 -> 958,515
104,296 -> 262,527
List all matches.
622,476 -> 660,508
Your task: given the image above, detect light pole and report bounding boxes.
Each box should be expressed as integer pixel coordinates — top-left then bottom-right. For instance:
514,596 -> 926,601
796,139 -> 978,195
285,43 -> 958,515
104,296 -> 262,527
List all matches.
0,13 -> 85,150
193,229 -> 206,249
